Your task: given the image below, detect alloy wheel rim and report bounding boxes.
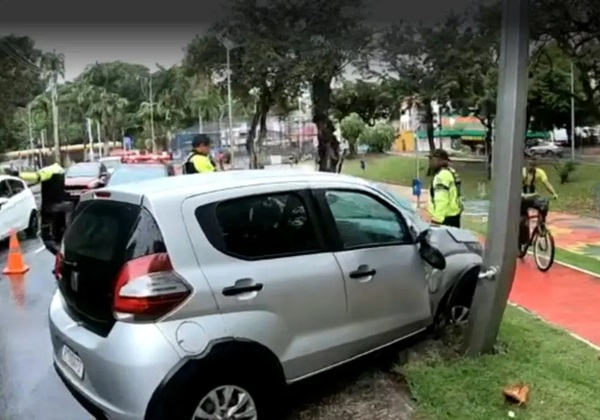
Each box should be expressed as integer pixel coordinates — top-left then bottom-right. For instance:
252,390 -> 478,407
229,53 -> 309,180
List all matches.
450,305 -> 470,325
193,385 -> 258,420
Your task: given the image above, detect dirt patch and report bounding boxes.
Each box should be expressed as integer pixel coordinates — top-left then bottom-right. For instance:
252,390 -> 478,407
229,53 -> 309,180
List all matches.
285,353 -> 415,420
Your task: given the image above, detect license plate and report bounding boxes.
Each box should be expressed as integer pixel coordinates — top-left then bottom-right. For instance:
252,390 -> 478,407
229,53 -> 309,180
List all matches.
61,345 -> 84,379
68,190 -> 83,196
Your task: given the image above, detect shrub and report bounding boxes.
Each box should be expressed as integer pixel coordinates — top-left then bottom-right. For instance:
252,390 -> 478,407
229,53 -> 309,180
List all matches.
340,113 -> 366,157
553,160 -> 578,184
360,122 -> 396,153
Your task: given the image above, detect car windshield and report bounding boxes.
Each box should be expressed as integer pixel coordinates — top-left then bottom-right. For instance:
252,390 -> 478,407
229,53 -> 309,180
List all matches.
378,185 -> 416,214
65,163 -> 99,178
107,165 -> 167,186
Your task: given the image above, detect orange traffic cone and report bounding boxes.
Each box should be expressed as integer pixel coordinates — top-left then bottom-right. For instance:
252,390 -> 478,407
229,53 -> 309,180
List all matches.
3,230 -> 29,275
7,273 -> 25,308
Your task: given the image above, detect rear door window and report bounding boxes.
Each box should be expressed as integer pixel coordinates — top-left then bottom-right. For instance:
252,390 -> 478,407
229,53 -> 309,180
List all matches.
197,192 -> 321,260
7,179 -> 25,194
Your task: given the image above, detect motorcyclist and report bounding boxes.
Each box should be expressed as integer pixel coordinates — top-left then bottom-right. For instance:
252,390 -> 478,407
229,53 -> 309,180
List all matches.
17,161 -> 71,255
182,134 -> 216,174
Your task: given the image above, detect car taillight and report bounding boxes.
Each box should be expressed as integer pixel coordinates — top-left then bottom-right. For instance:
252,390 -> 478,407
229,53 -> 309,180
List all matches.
53,252 -> 63,280
113,253 -> 190,321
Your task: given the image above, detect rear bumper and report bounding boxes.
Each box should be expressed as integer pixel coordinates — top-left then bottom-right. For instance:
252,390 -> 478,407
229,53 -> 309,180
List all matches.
54,362 -> 108,419
49,291 -> 182,420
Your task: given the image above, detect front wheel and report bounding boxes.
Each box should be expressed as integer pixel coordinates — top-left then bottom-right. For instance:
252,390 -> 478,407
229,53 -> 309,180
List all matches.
533,228 -> 555,272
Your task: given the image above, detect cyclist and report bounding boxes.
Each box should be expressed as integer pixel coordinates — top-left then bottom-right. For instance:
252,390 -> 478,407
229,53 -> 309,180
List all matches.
520,156 -> 558,247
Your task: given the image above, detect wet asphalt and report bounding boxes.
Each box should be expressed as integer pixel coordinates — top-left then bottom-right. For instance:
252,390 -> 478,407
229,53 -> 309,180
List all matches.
0,237 -> 88,419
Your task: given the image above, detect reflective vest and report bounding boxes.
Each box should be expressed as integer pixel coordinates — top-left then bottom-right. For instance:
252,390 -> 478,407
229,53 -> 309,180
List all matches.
428,167 -> 463,223
183,152 -> 216,174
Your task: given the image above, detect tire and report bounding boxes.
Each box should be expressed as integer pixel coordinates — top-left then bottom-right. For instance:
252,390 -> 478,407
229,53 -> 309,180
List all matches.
533,229 -> 555,272
518,217 -> 530,259
167,364 -> 279,420
25,210 -> 39,238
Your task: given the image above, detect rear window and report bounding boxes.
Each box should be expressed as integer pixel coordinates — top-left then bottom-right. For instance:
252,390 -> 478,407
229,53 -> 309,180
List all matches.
65,163 -> 99,178
64,200 -> 165,262
107,165 -> 167,186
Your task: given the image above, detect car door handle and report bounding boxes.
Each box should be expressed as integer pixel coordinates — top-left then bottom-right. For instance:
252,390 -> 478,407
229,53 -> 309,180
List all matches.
222,282 -> 264,296
349,265 -> 376,279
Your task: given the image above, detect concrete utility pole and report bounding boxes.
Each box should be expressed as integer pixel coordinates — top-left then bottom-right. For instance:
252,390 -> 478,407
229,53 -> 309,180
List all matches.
51,81 -> 60,165
27,104 -> 34,166
570,61 -> 576,160
464,0 -> 530,355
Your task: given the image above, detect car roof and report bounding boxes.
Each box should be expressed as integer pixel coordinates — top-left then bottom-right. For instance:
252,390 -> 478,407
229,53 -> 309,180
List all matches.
0,175 -> 22,183
105,169 -> 372,199
115,163 -> 168,170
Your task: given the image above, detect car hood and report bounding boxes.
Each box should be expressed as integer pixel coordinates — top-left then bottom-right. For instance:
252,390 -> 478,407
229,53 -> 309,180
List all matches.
65,177 -> 96,186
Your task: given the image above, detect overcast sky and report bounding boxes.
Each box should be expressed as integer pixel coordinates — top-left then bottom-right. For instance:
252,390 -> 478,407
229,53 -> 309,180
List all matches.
0,0 -> 477,80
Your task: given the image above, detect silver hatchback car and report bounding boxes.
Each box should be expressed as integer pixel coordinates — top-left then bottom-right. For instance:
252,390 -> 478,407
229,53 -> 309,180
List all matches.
49,170 -> 483,420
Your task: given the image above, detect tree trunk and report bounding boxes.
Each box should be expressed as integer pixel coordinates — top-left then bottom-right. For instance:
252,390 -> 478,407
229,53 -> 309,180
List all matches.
425,102 -> 436,175
312,76 -> 339,172
484,117 -> 493,180
257,110 -> 268,168
245,105 -> 260,168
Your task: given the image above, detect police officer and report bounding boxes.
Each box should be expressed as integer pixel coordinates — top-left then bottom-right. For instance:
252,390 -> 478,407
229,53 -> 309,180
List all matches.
18,161 -> 71,254
183,134 -> 216,174
427,149 -> 463,228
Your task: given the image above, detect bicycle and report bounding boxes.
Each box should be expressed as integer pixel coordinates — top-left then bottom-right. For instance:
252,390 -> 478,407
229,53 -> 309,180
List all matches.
518,193 -> 556,272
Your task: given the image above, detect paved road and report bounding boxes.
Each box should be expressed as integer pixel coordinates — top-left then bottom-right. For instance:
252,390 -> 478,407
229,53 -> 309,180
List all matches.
0,239 -> 86,419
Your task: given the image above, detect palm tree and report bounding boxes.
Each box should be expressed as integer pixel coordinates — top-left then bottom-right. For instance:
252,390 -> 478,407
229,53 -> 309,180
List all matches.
38,50 -> 65,162
90,89 -> 129,155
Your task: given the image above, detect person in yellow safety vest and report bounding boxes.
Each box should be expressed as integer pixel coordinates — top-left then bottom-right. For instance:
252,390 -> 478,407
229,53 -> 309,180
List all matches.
183,134 -> 216,174
18,162 -> 70,254
427,149 -> 464,228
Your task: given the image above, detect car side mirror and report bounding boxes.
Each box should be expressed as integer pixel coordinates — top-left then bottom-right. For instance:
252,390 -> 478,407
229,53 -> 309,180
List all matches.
415,228 -> 430,244
419,241 -> 446,270
0,197 -> 8,208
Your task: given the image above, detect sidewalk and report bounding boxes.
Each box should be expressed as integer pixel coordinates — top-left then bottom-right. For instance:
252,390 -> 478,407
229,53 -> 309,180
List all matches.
382,182 -> 600,347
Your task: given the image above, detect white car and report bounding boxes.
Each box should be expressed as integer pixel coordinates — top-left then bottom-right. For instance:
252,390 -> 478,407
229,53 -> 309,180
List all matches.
0,175 -> 38,240
527,141 -> 564,157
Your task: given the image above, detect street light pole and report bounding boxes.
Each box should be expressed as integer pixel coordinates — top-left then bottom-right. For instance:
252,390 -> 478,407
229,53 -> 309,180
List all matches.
570,61 -> 575,160
226,45 -> 234,153
464,0 -> 530,355
27,104 -> 34,166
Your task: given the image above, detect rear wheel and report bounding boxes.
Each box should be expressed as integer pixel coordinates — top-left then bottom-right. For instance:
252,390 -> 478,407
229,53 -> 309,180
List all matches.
533,228 -> 555,272
168,365 -> 277,420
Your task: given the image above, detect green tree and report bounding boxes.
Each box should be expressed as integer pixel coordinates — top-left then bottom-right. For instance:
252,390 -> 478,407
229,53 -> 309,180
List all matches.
360,122 -> 396,153
283,0 -> 371,171
531,0 -> 600,124
0,35 -> 44,152
184,0 -> 302,167
340,113 -> 366,157
527,43 -> 591,143
332,80 -> 395,124
375,13 -> 463,169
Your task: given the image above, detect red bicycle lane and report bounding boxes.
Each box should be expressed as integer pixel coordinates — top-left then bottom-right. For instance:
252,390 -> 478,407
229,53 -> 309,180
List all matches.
509,257 -> 600,346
